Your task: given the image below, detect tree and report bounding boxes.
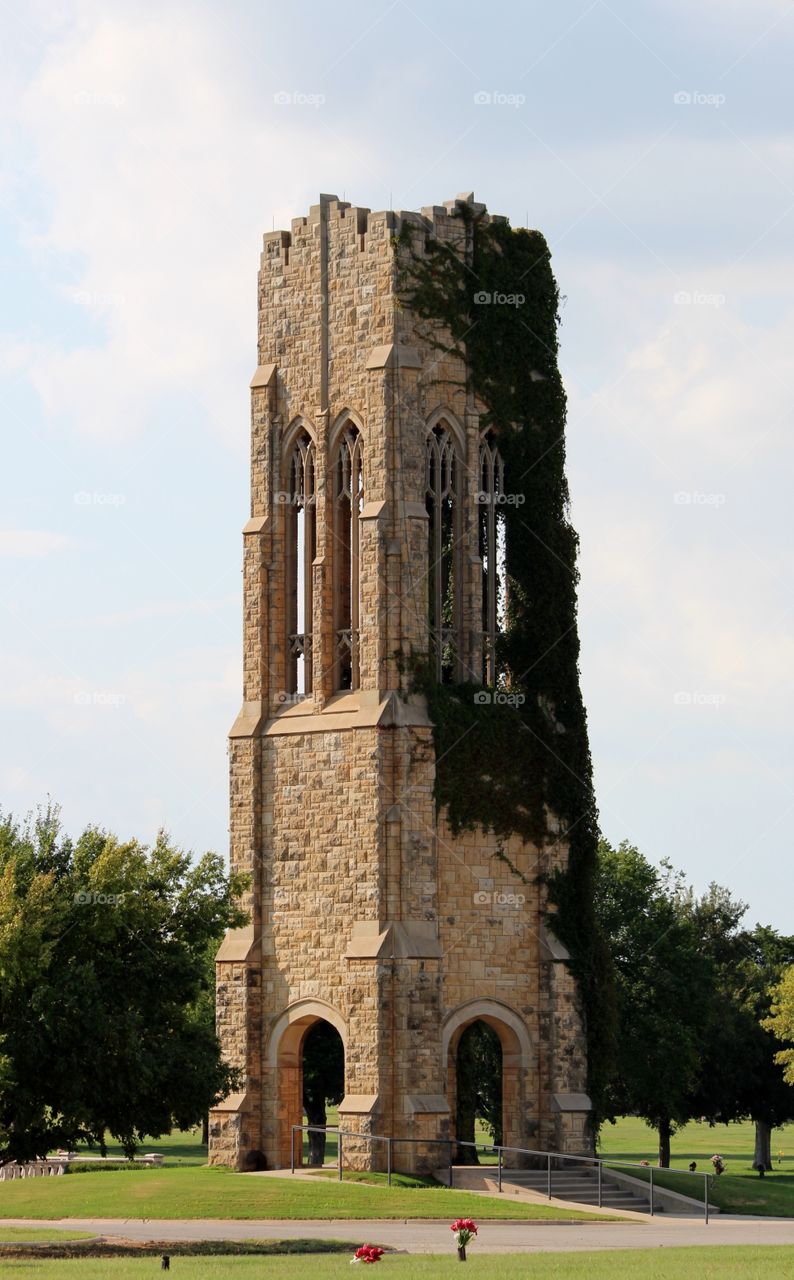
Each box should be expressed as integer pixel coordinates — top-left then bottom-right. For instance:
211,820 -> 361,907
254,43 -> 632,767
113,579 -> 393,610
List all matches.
682,892 -> 794,1172
302,1022 -> 344,1166
594,840 -> 712,1166
764,965 -> 794,1088
0,803 -> 247,1164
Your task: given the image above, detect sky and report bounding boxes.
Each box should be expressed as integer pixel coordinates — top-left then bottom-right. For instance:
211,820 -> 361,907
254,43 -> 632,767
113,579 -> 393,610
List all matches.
1,0 -> 793,930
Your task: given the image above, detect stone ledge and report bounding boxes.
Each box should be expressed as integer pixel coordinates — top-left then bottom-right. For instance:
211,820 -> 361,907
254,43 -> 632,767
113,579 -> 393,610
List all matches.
211,1090 -> 251,1113
346,920 -> 442,960
552,1092 -> 592,1112
250,363 -> 277,387
216,925 -> 257,962
338,1094 -> 379,1115
365,343 -> 421,370
229,700 -> 265,738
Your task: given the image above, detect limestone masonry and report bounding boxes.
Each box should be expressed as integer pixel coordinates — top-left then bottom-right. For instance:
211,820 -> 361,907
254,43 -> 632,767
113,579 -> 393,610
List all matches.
209,191 -> 590,1172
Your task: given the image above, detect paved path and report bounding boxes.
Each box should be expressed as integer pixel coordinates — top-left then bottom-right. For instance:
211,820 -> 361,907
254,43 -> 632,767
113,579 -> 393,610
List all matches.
3,1216 -> 794,1253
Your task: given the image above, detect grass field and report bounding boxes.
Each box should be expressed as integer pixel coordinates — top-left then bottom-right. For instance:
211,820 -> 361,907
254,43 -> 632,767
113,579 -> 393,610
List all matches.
0,1165 -> 596,1221
2,1247 -> 794,1278
0,1227 -> 95,1241
600,1115 -> 793,1216
9,1116 -> 787,1221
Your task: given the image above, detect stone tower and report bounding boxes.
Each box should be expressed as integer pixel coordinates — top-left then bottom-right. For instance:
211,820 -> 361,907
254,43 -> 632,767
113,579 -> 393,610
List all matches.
209,192 -> 591,1172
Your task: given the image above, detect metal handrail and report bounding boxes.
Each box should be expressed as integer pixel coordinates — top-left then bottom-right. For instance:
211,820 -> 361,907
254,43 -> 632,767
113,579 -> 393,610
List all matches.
289,1124 -> 713,1224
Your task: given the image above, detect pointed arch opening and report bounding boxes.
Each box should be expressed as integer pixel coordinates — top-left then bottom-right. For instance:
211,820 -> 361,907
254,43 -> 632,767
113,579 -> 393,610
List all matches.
332,422 -> 364,691
285,428 -> 316,695
425,420 -> 464,682
478,429 -> 507,686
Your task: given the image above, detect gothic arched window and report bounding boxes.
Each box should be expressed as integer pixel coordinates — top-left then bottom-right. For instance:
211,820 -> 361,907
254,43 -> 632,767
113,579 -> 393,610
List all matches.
479,430 -> 506,686
285,430 -> 316,695
333,424 -> 364,691
426,421 -> 463,682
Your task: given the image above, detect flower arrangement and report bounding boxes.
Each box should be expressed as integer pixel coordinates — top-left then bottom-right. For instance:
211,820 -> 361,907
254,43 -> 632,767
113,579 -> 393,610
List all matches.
451,1218 -> 478,1261
351,1245 -> 384,1264
639,1160 -> 650,1167
710,1155 -> 725,1176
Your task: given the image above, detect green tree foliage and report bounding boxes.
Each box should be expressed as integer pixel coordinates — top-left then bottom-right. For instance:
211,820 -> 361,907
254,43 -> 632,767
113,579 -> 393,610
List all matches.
764,965 -> 794,1087
0,803 -> 246,1164
302,1021 -> 344,1166
594,839 -> 712,1165
596,840 -> 794,1168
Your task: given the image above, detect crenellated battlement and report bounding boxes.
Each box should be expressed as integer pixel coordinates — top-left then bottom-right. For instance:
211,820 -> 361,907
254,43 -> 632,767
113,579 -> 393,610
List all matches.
259,191 -> 503,274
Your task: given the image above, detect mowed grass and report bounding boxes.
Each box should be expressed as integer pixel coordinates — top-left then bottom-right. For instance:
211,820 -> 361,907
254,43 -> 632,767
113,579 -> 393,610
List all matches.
0,1227 -> 95,1241
68,1128 -> 207,1167
600,1116 -> 794,1216
3,1247 -> 794,1278
0,1166 -> 596,1221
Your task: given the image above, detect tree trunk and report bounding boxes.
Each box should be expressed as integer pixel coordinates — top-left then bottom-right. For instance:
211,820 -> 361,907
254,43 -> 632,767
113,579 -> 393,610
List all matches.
201,1115 -> 209,1146
658,1118 -> 671,1168
304,1101 -> 327,1166
753,1118 -> 772,1172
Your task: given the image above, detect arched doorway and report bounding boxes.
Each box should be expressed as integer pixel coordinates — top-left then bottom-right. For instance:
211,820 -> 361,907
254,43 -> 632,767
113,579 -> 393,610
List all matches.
302,1020 -> 344,1165
269,1000 -> 347,1168
454,1020 -> 502,1163
443,1000 -> 531,1162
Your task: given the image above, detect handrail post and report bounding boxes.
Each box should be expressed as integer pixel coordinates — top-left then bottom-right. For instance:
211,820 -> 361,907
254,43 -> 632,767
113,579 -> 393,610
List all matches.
649,1165 -> 654,1216
449,1140 -> 453,1189
290,1126 -> 296,1175
387,1137 -> 392,1187
338,1131 -> 343,1182
704,1174 -> 709,1225
498,1146 -> 503,1193
597,1159 -> 602,1208
547,1152 -> 552,1199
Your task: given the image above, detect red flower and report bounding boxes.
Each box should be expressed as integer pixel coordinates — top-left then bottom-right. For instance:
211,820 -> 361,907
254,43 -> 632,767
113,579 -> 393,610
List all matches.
451,1219 -> 478,1235
353,1244 -> 384,1264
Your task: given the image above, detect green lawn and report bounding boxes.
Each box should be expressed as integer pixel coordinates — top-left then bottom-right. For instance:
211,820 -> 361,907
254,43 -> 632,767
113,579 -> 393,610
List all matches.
0,1227 -> 96,1241
2,1247 -> 794,1278
600,1116 -> 794,1216
0,1166 -> 596,1221
68,1128 -> 207,1167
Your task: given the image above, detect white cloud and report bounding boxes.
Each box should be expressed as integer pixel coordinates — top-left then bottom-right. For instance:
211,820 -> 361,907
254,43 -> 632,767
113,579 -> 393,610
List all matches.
12,3 -> 360,443
0,529 -> 82,557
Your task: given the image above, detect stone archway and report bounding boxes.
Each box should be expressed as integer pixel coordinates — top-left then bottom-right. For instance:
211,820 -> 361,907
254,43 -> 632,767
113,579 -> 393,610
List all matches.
268,999 -> 347,1169
442,1000 -> 531,1161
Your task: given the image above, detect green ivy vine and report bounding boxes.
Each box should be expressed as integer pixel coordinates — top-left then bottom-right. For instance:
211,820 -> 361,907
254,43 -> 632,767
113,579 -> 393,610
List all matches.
395,203 -> 616,1129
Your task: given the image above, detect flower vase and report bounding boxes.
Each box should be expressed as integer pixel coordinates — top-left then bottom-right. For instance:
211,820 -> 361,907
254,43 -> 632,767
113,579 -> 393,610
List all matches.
457,1246 -> 467,1261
